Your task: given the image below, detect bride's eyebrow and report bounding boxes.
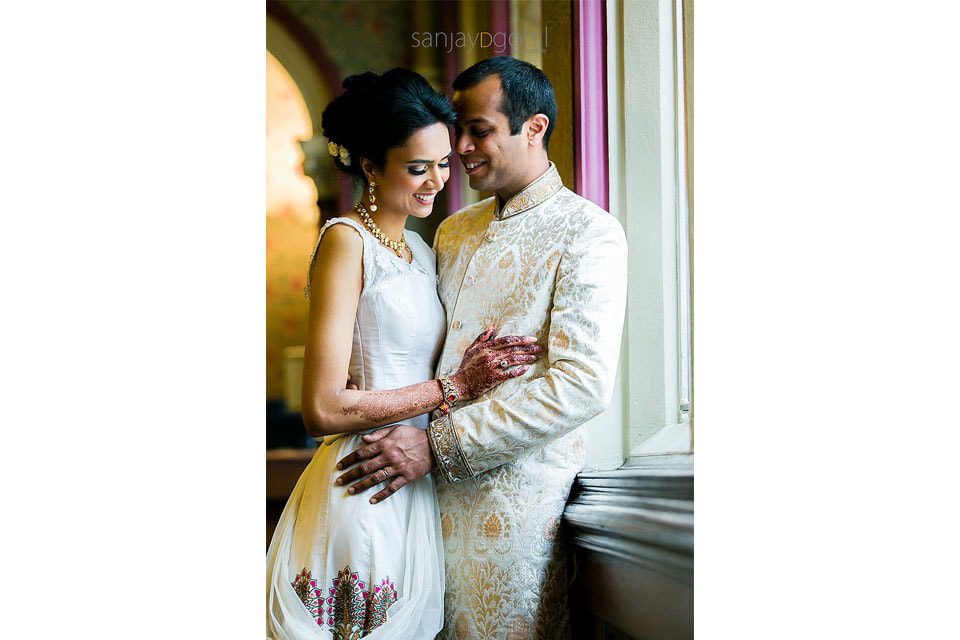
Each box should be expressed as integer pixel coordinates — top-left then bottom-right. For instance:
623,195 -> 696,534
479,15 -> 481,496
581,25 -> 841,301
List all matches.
405,152 -> 453,164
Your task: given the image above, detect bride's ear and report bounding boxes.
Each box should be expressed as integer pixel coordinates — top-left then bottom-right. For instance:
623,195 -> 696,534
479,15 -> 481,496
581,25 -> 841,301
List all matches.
360,158 -> 377,183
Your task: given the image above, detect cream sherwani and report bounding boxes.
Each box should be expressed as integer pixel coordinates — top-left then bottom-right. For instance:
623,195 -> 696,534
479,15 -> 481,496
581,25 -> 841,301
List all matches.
426,163 -> 628,639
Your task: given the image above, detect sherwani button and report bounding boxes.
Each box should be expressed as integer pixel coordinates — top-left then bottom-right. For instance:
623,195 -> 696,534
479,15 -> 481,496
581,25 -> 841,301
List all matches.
464,276 -> 474,286
452,320 -> 462,329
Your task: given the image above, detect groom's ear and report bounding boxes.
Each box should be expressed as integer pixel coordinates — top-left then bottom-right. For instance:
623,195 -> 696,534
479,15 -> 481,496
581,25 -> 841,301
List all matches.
526,114 -> 550,149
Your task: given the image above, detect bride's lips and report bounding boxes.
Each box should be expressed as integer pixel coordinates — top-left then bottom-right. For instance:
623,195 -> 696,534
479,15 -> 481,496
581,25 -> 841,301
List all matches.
413,192 -> 437,205
463,159 -> 487,176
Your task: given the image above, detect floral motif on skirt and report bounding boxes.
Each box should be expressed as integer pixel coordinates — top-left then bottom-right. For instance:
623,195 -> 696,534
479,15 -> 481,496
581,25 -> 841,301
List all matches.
291,565 -> 398,639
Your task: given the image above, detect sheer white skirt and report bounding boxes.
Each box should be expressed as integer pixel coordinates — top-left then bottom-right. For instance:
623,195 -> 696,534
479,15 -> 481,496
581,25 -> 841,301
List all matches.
267,433 -> 444,639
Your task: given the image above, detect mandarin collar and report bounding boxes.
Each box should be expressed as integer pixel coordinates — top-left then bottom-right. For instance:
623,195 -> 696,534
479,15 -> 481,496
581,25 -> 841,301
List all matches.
494,162 -> 563,221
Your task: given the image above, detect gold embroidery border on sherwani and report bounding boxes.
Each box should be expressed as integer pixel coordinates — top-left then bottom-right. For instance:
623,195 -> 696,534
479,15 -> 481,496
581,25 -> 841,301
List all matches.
496,162 -> 564,220
427,413 -> 474,482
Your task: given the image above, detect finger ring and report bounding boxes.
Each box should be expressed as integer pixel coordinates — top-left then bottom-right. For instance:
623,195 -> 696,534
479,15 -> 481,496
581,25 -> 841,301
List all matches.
500,359 -> 508,368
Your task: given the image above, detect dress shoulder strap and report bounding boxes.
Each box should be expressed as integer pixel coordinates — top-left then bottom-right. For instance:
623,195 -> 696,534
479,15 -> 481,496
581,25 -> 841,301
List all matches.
304,217 -> 369,299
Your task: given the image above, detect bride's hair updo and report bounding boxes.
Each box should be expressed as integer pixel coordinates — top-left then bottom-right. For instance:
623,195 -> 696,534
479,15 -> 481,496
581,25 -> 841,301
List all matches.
321,68 -> 457,179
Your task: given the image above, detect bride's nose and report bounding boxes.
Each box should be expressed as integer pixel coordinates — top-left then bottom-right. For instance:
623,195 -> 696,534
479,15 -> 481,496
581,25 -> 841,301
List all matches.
424,165 -> 444,189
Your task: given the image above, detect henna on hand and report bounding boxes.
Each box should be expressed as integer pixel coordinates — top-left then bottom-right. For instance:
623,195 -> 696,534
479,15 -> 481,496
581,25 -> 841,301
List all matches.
450,328 -> 542,400
460,323 -> 498,364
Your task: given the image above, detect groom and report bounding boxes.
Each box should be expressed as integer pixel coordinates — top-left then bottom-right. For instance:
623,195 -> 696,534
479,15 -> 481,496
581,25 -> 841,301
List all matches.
335,56 -> 627,639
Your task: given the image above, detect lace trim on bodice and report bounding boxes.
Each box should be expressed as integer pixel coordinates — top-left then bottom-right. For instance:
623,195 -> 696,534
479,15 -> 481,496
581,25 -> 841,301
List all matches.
369,239 -> 429,278
304,217 -> 430,299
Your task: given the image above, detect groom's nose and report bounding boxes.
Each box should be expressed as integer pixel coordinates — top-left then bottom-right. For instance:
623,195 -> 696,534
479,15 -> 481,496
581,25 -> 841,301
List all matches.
455,131 -> 475,156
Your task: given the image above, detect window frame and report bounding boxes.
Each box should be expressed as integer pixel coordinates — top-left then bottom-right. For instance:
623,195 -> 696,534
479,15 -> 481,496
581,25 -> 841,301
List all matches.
608,0 -> 693,464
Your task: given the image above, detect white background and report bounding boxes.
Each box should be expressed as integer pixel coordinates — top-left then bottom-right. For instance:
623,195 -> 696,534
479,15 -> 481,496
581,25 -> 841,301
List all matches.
1,1 -> 958,636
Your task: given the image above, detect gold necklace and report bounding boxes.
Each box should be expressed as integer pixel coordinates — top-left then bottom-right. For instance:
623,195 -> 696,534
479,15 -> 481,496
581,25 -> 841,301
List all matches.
356,200 -> 408,260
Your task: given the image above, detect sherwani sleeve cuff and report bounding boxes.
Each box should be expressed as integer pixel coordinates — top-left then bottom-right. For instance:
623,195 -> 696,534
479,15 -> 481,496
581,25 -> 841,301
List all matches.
427,413 -> 474,483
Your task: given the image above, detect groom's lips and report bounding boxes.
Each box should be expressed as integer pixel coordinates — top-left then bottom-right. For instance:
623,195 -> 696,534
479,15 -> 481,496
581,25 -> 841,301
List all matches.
463,159 -> 486,176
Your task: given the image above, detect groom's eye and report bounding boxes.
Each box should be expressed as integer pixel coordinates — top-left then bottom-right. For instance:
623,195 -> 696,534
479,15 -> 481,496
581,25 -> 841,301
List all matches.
473,129 -> 492,137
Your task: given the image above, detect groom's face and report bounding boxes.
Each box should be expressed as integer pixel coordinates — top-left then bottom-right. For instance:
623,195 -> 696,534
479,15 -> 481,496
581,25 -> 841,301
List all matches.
453,75 -> 527,194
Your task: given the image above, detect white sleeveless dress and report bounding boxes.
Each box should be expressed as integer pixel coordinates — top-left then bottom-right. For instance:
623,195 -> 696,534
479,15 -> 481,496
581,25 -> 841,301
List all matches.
267,217 -> 447,639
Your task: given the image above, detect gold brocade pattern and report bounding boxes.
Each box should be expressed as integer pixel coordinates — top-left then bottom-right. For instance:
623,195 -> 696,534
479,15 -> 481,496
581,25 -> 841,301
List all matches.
496,162 -> 564,220
426,175 -> 628,639
427,414 -> 473,481
482,512 -> 506,539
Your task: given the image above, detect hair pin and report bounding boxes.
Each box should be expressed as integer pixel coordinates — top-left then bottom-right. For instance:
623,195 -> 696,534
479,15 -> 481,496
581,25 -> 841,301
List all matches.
327,140 -> 351,166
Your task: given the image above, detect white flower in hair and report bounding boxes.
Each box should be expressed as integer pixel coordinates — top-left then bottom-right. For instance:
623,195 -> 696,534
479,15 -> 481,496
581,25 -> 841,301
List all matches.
327,140 -> 351,166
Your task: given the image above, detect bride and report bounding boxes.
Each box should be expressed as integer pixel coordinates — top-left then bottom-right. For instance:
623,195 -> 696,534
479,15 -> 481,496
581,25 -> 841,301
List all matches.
266,69 -> 542,639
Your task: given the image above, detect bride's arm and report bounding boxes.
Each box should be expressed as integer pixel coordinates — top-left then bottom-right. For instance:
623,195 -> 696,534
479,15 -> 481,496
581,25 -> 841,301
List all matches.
300,223 -> 540,437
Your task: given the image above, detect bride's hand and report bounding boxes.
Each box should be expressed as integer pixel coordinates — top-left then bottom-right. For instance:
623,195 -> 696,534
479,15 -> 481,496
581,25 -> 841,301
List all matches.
449,324 -> 543,400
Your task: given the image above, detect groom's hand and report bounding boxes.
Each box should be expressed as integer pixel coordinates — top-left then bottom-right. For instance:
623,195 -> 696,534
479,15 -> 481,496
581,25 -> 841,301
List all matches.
335,425 -> 436,504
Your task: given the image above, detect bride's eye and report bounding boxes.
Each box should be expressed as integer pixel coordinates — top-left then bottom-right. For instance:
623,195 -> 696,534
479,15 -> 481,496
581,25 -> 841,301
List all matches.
408,166 -> 427,176
439,162 -> 450,169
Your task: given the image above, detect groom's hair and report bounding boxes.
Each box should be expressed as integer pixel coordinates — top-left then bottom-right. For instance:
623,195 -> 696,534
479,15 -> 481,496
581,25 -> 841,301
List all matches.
453,56 -> 557,151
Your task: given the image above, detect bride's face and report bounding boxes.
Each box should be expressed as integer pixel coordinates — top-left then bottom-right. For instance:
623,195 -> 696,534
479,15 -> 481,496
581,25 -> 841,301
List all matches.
374,122 -> 452,219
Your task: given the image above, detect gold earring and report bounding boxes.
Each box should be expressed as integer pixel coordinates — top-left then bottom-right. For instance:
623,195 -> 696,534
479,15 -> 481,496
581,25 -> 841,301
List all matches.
368,180 -> 378,212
